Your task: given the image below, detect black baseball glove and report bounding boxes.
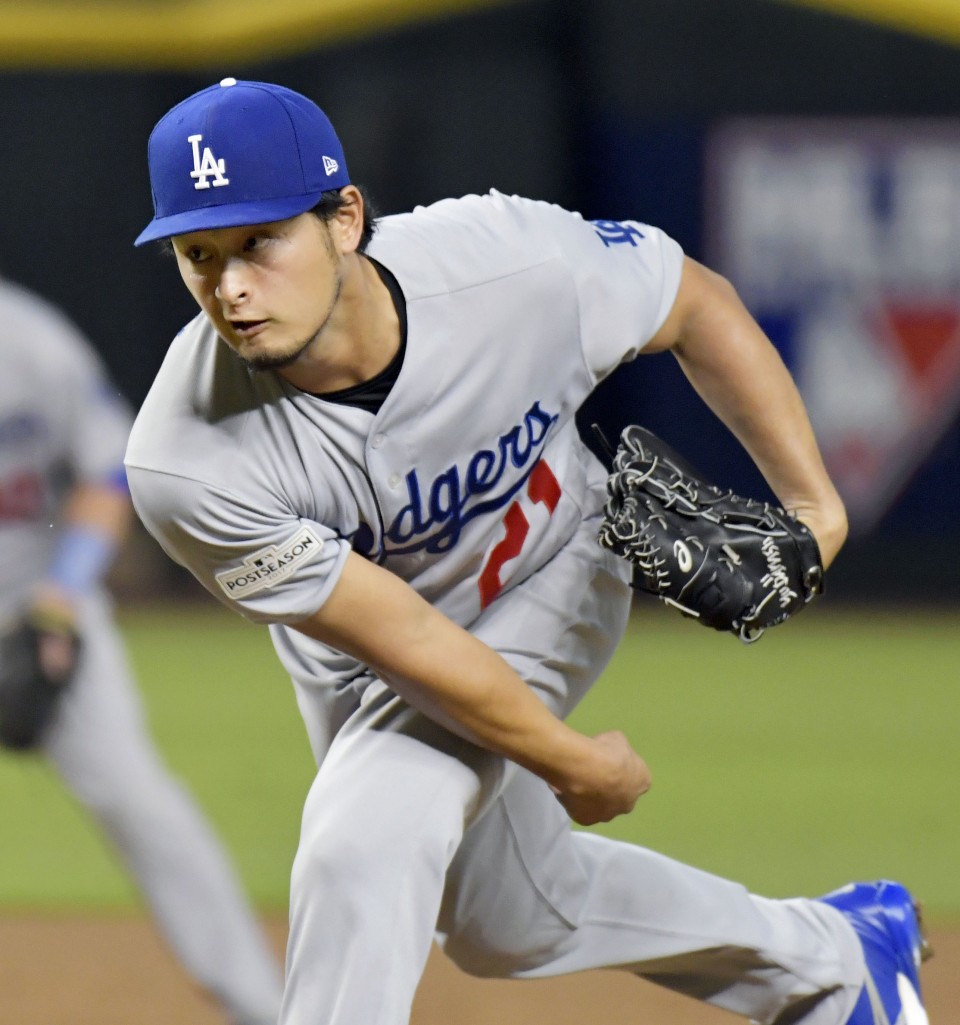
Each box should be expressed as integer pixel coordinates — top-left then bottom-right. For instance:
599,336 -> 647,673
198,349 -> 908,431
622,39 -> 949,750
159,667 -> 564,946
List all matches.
597,425 -> 824,643
0,612 -> 82,751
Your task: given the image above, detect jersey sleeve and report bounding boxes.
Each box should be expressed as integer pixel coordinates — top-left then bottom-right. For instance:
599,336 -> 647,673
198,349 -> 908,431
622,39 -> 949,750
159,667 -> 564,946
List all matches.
495,192 -> 685,382
127,466 -> 352,625
52,320 -> 134,487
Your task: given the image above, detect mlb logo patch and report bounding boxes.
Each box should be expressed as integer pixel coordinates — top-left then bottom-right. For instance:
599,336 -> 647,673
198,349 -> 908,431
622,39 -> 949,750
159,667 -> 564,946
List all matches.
707,120 -> 960,533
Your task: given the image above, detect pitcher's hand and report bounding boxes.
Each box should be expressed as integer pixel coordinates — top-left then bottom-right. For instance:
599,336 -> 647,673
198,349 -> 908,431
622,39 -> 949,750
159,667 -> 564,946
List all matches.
553,731 -> 651,826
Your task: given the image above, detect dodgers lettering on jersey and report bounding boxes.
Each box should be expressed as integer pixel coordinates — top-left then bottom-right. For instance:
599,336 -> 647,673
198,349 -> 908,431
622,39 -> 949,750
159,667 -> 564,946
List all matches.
384,401 -> 558,555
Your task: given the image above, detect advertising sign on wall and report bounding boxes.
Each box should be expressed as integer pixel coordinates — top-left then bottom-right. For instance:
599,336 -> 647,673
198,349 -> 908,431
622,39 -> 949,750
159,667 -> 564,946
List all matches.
707,120 -> 960,533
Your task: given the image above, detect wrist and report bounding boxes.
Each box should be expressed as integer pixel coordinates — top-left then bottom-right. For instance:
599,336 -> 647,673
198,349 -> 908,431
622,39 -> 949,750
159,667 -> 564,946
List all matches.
45,525 -> 117,599
538,726 -> 612,796
795,497 -> 848,570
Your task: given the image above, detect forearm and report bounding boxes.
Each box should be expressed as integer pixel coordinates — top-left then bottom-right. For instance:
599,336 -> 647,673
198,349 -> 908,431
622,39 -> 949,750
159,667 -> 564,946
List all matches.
292,552 -> 649,822
296,555 -> 589,784
657,261 -> 847,566
34,481 -> 132,614
379,612 -> 603,791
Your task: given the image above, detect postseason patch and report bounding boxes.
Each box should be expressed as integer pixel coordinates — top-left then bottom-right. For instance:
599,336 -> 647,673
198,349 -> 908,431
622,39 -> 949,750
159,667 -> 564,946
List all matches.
215,526 -> 323,598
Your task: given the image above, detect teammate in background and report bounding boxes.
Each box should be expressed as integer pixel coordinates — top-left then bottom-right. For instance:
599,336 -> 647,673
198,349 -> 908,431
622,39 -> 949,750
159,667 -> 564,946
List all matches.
0,274 -> 283,1025
126,79 -> 930,1025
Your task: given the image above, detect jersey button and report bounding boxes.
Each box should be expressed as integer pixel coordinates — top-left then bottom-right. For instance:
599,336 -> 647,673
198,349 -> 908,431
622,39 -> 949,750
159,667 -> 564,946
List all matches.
371,433 -> 385,449
388,473 -> 401,488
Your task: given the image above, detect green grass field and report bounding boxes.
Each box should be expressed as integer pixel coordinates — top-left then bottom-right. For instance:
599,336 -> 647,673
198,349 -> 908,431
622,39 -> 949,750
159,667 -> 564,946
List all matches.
1,600 -> 957,921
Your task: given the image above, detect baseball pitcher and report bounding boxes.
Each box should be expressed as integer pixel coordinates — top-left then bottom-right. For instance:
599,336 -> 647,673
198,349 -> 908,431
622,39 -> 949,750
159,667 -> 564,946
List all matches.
126,79 -> 930,1025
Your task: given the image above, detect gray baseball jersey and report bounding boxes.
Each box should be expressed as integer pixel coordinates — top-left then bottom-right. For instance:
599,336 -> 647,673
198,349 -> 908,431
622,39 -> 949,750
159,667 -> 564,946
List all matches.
126,191 -> 683,670
0,277 -> 131,620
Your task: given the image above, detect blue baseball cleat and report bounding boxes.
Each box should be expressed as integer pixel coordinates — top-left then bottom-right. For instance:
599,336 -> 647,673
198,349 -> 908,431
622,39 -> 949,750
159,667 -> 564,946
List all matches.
820,880 -> 932,1025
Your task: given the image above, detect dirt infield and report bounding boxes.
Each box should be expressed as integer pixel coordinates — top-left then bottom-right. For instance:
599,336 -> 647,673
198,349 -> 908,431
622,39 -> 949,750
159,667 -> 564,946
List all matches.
0,916 -> 955,1023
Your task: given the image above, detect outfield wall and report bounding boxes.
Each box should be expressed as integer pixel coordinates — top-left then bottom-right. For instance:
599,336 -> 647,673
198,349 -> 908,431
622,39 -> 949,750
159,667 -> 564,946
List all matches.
2,0 -> 958,599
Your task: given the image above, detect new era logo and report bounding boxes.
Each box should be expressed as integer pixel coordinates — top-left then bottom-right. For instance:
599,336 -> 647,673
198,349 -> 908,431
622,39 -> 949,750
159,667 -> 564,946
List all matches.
323,155 -> 339,176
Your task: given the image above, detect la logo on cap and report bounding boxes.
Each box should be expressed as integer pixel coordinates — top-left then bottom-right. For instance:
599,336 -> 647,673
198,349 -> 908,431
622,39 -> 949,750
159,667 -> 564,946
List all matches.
189,134 -> 230,191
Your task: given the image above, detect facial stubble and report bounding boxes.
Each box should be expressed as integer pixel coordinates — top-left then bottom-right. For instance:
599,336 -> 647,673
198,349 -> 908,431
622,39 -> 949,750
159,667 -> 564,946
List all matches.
242,269 -> 345,372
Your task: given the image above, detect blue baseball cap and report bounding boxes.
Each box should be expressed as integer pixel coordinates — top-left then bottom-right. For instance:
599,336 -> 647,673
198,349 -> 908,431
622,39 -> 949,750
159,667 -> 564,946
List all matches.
134,78 -> 350,246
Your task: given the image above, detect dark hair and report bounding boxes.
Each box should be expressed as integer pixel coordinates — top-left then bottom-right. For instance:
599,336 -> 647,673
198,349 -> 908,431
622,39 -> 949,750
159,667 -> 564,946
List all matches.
310,184 -> 378,252
156,183 -> 379,255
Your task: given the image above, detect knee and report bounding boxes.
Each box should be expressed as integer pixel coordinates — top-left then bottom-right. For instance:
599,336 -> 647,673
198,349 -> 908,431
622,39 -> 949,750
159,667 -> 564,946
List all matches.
291,829 -> 373,897
289,832 -> 381,931
290,815 -> 457,923
436,877 -> 573,979
60,750 -> 174,822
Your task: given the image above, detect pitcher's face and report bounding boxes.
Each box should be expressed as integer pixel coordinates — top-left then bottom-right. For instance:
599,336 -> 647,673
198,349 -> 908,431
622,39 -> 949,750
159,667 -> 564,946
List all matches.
172,212 -> 344,370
